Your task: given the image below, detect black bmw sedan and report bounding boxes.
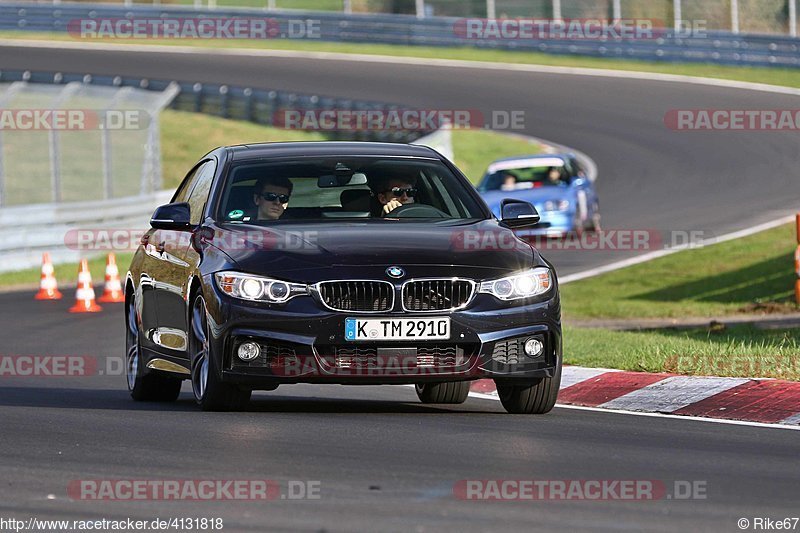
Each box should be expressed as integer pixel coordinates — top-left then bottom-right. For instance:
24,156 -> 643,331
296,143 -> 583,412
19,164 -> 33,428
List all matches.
125,142 -> 562,413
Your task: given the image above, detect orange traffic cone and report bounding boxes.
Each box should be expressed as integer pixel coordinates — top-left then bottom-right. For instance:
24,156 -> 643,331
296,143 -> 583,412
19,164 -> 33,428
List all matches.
98,253 -> 124,303
69,259 -> 102,313
34,252 -> 62,300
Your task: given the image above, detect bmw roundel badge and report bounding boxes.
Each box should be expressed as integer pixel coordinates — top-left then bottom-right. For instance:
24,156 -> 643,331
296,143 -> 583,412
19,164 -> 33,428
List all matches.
386,266 -> 405,279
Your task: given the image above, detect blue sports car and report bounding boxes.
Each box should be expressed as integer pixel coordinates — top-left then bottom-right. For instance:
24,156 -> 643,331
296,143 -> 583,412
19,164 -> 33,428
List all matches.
478,154 -> 601,238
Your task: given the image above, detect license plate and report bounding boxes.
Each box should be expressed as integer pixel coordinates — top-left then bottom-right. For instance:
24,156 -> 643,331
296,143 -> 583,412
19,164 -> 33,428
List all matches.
345,317 -> 450,341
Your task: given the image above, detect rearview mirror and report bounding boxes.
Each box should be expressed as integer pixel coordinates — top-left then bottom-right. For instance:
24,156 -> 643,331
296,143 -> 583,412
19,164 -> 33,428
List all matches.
500,199 -> 540,229
318,172 -> 368,188
150,202 -> 193,231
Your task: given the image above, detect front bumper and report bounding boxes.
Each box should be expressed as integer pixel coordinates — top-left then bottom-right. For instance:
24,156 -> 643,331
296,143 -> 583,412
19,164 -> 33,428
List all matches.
204,276 -> 562,388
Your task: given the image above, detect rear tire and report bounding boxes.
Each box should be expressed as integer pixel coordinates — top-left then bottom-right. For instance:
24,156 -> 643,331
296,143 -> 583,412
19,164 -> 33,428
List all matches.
126,297 -> 182,402
415,382 -> 470,404
190,294 -> 251,412
496,364 -> 561,414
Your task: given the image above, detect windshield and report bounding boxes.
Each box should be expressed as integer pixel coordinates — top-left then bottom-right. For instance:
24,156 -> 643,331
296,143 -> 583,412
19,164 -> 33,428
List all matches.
217,156 -> 487,223
480,164 -> 569,192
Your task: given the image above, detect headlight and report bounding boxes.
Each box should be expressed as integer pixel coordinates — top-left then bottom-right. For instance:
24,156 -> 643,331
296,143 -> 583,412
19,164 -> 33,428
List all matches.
479,267 -> 553,301
543,200 -> 570,212
215,272 -> 308,303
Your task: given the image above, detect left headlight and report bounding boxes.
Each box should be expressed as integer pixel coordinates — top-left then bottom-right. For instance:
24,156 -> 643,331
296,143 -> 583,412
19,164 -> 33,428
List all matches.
214,271 -> 308,303
479,267 -> 553,301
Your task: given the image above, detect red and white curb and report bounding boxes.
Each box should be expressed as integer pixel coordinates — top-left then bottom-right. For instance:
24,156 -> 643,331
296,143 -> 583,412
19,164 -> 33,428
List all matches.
470,367 -> 800,428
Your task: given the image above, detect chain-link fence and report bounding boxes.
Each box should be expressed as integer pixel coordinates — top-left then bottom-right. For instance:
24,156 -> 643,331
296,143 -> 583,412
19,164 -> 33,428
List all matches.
0,81 -> 177,206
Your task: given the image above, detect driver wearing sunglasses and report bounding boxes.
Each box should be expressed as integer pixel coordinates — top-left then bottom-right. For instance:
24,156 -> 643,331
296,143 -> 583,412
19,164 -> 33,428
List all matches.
253,176 -> 293,221
376,179 -> 417,217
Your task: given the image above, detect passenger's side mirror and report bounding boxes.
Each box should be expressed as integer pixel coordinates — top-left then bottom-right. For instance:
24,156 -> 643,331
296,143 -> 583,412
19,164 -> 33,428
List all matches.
150,202 -> 193,231
500,199 -> 540,229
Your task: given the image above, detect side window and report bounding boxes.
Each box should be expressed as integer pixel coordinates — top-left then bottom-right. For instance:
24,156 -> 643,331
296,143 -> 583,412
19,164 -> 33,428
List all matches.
187,161 -> 217,225
173,162 -> 205,204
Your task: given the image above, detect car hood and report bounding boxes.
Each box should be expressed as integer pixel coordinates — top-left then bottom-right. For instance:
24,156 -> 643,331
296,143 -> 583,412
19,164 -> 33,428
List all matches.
209,220 -> 538,281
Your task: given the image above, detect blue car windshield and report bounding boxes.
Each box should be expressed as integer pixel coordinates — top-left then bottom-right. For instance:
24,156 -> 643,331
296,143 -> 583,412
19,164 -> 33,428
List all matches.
217,156 -> 486,223
480,165 -> 569,192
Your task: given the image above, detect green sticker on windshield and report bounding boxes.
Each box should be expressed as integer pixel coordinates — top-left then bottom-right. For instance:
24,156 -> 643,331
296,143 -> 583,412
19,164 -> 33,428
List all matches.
228,209 -> 244,219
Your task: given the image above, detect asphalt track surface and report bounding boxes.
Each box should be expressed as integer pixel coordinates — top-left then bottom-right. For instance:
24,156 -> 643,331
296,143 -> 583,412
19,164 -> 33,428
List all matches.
2,44 -> 800,531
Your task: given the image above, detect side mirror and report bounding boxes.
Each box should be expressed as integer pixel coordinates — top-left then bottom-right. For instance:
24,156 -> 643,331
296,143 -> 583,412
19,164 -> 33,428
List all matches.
571,177 -> 586,187
500,199 -> 540,229
150,202 -> 193,230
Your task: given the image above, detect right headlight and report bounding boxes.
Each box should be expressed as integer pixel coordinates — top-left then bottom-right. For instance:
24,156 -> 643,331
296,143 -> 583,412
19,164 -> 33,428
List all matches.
215,271 -> 308,303
478,267 -> 553,301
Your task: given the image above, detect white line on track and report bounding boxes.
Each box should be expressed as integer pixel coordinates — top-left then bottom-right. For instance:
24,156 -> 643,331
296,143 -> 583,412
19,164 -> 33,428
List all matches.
560,215 -> 797,284
467,390 -> 800,431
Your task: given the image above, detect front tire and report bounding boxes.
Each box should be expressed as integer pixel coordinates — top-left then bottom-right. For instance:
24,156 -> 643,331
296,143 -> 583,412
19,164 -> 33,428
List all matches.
190,294 -> 251,411
126,296 -> 182,402
415,382 -> 470,404
496,364 -> 561,414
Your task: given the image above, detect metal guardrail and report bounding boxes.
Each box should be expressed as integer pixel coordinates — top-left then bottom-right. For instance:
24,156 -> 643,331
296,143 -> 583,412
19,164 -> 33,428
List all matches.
0,69 -> 430,144
1,2 -> 800,69
0,189 -> 173,272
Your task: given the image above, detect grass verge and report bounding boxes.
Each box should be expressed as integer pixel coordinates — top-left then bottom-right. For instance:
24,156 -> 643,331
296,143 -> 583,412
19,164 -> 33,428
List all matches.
564,324 -> 800,381
560,223 -> 799,320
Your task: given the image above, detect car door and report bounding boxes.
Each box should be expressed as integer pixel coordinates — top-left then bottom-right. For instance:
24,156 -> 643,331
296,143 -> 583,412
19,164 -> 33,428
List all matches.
140,160 -> 207,356
152,159 -> 217,360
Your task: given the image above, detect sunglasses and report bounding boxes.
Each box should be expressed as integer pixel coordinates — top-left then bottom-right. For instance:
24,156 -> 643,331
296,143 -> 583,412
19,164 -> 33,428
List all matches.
260,192 -> 290,203
387,187 -> 417,198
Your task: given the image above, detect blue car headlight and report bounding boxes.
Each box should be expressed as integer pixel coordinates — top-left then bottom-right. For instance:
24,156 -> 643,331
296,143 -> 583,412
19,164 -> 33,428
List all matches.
479,267 -> 553,301
215,271 -> 308,303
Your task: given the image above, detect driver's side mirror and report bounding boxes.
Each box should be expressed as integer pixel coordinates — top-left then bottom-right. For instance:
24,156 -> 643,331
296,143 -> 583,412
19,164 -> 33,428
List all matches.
500,199 -> 540,229
150,202 -> 193,231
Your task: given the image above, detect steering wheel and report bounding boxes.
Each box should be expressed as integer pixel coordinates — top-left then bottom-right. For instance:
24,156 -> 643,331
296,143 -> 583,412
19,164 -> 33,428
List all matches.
385,203 -> 450,219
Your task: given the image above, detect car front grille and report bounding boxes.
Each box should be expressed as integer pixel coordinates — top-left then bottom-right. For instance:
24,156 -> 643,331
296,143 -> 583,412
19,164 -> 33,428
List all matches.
402,279 -> 475,312
491,339 -> 522,365
317,281 -> 394,312
320,345 -> 474,370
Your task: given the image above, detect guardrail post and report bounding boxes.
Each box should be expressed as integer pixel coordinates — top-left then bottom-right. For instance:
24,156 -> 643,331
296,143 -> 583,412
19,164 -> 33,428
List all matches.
790,0 -> 797,37
415,0 -> 425,19
796,214 -> 800,305
674,0 -> 682,32
552,0 -> 562,20
343,0 -> 351,14
731,0 -> 739,33
486,0 -> 496,19
612,0 -> 621,21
